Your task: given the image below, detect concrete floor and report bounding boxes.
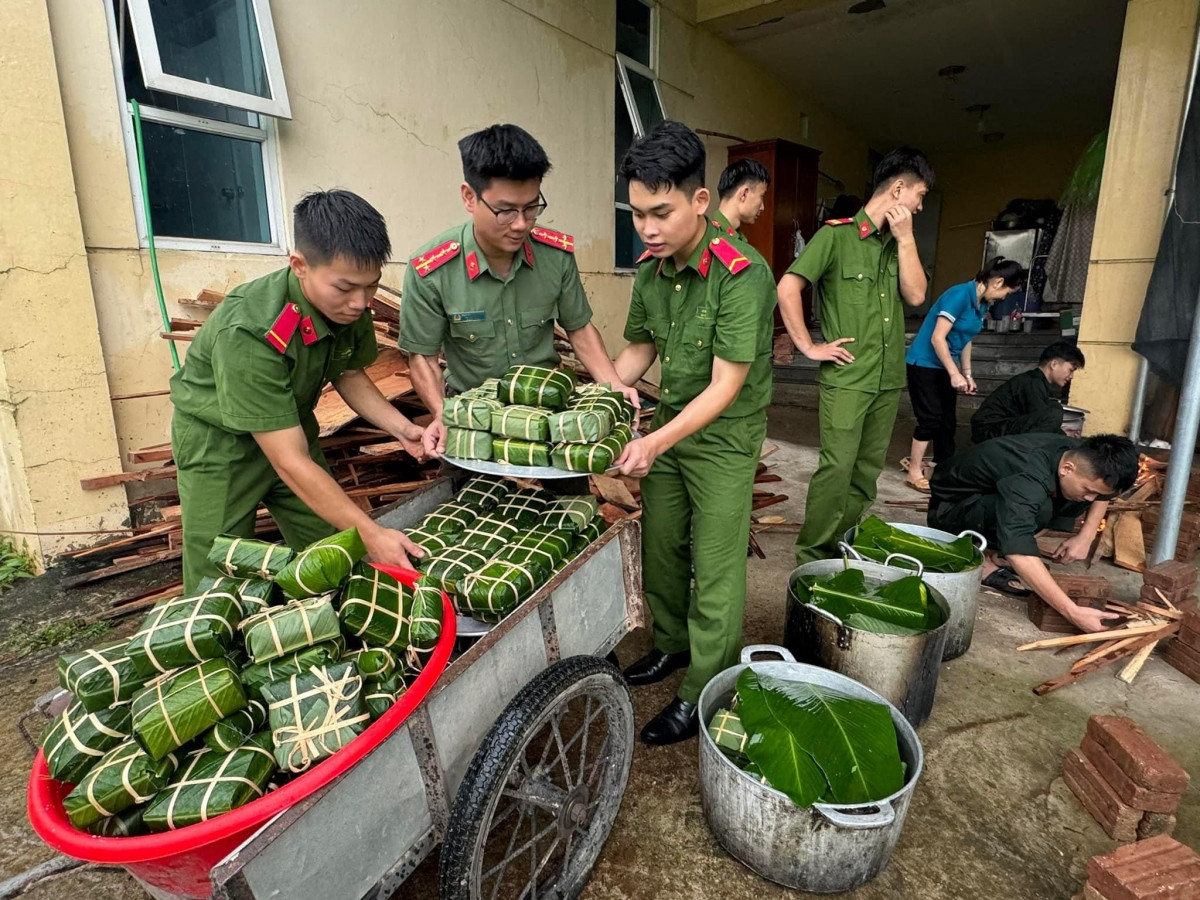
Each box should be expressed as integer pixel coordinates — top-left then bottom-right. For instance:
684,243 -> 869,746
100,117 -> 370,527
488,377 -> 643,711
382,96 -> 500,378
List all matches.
2,388 -> 1197,899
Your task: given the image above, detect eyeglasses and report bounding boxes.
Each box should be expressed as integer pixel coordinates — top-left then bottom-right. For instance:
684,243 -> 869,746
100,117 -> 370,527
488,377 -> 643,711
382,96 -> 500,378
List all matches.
478,191 -> 548,226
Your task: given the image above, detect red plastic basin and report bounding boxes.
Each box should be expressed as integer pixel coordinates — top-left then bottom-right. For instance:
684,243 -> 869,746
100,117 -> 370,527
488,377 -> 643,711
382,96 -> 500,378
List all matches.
28,565 -> 456,899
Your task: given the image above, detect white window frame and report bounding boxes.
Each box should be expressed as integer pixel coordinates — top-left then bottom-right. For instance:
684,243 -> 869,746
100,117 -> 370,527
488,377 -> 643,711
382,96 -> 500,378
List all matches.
125,0 -> 292,119
103,0 -> 287,255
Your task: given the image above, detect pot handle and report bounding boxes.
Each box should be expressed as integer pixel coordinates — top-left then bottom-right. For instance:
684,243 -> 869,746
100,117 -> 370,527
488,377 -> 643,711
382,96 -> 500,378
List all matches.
838,541 -> 865,561
957,529 -> 989,553
883,552 -> 925,577
815,800 -> 896,830
740,645 -> 797,665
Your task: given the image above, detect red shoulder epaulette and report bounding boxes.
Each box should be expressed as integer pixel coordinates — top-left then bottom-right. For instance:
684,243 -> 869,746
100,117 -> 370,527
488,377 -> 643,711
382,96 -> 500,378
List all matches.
265,302 -> 302,354
410,239 -> 462,278
708,236 -> 752,276
636,249 -> 654,264
825,218 -> 854,226
529,226 -> 575,253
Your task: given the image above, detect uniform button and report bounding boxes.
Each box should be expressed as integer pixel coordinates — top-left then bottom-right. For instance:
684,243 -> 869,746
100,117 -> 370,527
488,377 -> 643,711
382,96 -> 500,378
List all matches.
856,274 -> 863,281
449,242 -> 459,250
674,284 -> 682,292
511,352 -> 517,358
880,293 -> 885,298
664,356 -> 670,363
291,303 -> 300,313
663,387 -> 670,394
302,325 -> 312,334
507,318 -> 513,325
468,334 -> 476,342
883,317 -> 890,323
710,238 -> 720,245
670,321 -> 675,327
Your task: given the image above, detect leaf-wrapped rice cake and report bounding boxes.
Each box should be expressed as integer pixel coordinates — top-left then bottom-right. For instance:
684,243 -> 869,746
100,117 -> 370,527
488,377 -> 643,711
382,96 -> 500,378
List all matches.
275,528 -> 366,599
456,515 -> 522,556
461,377 -> 500,401
707,707 -> 750,762
197,575 -> 279,620
442,394 -> 502,431
87,803 -> 149,837
58,640 -> 150,713
570,516 -> 607,557
492,438 -> 552,468
364,674 -> 406,720
548,407 -> 614,444
239,642 -> 341,702
125,588 -> 242,676
457,560 -> 547,622
494,525 -> 573,575
207,536 -> 294,580
202,699 -> 268,752
341,646 -> 396,682
422,501 -> 478,536
63,740 -> 178,828
445,427 -> 494,460
491,405 -> 552,442
420,546 -> 490,595
241,595 -> 341,663
540,495 -> 599,533
499,365 -> 576,411
41,701 -> 132,784
551,423 -> 633,474
492,488 -> 557,528
143,732 -> 277,831
455,475 -> 511,512
567,389 -> 635,426
339,564 -> 422,650
262,662 -> 370,773
131,658 -> 248,760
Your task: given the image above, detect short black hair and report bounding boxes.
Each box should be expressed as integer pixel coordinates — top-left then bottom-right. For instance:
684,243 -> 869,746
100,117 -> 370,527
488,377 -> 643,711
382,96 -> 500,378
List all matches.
1071,434 -> 1139,493
620,120 -> 706,196
1040,340 -> 1086,367
976,256 -> 1027,289
293,190 -> 390,269
872,146 -> 935,194
459,124 -> 551,194
717,159 -> 771,200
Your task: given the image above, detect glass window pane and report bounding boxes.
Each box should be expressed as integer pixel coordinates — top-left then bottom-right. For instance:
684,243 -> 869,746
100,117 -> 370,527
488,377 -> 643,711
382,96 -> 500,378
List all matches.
615,207 -> 646,269
147,0 -> 270,99
615,71 -> 635,205
141,120 -> 271,243
616,0 -> 652,67
627,69 -> 664,134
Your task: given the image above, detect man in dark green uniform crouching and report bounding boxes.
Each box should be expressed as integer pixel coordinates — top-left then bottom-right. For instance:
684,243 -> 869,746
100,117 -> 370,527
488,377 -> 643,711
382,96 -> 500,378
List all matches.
170,191 -> 428,592
612,121 -> 777,745
928,432 -> 1138,632
971,340 -> 1085,443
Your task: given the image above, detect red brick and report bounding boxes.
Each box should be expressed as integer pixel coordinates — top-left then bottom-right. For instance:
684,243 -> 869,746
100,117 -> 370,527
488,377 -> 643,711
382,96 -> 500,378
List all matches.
1178,621 -> 1200,651
1080,736 -> 1183,813
1163,643 -> 1200,685
1086,717 -> 1190,794
1082,885 -> 1108,900
1143,561 -> 1197,591
1027,596 -> 1081,632
1064,748 -> 1142,841
1087,836 -> 1200,900
1164,637 -> 1200,670
1138,812 -> 1178,841
1056,574 -> 1116,601
1140,584 -> 1195,606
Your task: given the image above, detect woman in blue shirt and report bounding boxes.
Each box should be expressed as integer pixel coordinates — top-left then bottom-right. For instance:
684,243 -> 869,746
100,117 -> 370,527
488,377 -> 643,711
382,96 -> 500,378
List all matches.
904,257 -> 1027,491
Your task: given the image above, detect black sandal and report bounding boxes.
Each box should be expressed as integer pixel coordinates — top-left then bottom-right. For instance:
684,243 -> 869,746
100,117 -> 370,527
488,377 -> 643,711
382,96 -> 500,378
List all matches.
982,566 -> 1032,597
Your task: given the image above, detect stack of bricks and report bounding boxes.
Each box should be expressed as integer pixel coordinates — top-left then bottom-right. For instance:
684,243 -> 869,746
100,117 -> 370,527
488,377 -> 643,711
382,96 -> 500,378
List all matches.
1163,607 -> 1200,684
1028,575 -> 1113,633
1142,509 -> 1200,562
1074,836 -> 1200,900
1063,716 -> 1189,842
1140,560 -> 1197,613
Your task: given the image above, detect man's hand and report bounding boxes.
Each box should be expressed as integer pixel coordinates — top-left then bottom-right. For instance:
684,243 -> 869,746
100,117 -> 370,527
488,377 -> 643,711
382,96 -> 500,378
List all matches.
885,205 -> 914,240
950,372 -> 969,392
616,436 -> 661,478
1067,604 -> 1120,634
613,381 -> 642,410
800,337 -> 855,366
361,523 -> 424,572
422,419 -> 447,458
1052,531 -> 1094,564
397,423 -> 428,462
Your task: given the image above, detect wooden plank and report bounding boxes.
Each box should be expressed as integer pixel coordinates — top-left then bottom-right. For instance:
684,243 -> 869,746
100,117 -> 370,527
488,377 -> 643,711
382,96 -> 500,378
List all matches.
128,446 -> 175,464
160,331 -> 195,343
178,288 -> 224,310
80,465 -> 177,490
169,317 -> 205,331
62,549 -> 182,588
1112,512 -> 1147,572
111,389 -> 171,401
1017,623 -> 1174,651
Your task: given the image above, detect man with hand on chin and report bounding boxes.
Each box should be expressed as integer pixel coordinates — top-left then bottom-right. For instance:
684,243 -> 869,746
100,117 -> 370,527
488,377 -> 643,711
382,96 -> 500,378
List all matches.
611,121 -> 776,746
777,147 -> 936,566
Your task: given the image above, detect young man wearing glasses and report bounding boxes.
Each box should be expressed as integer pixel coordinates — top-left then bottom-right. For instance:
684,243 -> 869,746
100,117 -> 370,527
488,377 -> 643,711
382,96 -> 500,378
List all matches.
401,123 -> 636,456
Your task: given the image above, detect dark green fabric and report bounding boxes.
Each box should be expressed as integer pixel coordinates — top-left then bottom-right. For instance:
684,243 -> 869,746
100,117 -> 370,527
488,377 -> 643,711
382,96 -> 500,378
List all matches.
970,368 -> 1064,443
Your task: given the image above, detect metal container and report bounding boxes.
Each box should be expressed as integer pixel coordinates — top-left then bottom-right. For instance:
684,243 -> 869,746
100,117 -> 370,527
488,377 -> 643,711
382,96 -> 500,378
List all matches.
783,557 -> 950,727
843,524 -> 986,660
698,646 -> 924,893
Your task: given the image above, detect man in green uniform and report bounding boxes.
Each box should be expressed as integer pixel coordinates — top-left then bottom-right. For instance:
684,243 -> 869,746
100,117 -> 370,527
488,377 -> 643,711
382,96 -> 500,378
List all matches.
710,158 -> 770,242
170,191 -> 428,592
929,432 -> 1137,631
778,147 -> 935,565
612,121 -> 777,745
400,124 -> 636,455
971,340 -> 1085,443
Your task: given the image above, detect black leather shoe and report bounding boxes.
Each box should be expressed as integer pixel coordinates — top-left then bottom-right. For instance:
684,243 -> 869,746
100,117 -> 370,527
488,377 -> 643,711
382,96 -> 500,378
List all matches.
641,698 -> 699,745
623,649 -> 690,686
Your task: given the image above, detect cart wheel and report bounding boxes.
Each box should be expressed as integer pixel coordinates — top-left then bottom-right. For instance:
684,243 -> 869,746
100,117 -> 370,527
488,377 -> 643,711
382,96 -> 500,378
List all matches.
439,655 -> 635,900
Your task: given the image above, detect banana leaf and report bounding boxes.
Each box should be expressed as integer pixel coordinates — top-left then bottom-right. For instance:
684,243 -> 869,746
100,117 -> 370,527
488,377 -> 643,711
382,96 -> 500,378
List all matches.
364,674 -> 406,720
63,740 -> 179,828
208,536 -> 294,580
707,707 -> 749,761
796,569 -> 942,633
570,516 -> 607,558
197,575 -> 279,620
240,642 -> 341,702
143,733 -> 277,831
493,489 -> 557,528
339,564 -> 420,649
736,669 -> 904,808
262,662 -> 370,773
442,395 -> 502,431
423,502 -> 479,536
58,640 -> 151,713
495,525 -> 573,574
342,646 -> 396,682
851,516 -> 980,574
540,495 -> 599,533
241,596 -> 342,663
445,426 -> 494,460
551,423 -> 633,474
455,475 -> 512,512
405,525 -> 460,561
457,559 -> 547,621
131,658 -> 248,760
420,546 -> 491,595
461,378 -> 500,401
548,408 -> 615,444
491,405 -> 552,442
456,515 -> 522,556
202,699 -> 268,752
492,438 -> 552,467
409,581 -> 443,650
125,588 -> 242,676
567,389 -> 635,426
499,365 -> 576,411
41,701 -> 132,784
275,529 -> 366,599
87,803 -> 148,837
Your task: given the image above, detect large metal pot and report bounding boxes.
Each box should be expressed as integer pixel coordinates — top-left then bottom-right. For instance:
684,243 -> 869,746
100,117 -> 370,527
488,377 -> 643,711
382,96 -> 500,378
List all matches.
698,645 -> 924,893
784,556 -> 950,727
843,523 -> 986,660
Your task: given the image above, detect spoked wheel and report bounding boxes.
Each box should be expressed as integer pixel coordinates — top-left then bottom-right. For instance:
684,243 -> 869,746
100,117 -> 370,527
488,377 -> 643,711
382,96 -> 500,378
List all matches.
439,656 -> 635,900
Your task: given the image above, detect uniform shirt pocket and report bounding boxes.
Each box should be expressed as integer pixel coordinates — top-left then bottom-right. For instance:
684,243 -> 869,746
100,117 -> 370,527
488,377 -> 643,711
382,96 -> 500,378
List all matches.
518,303 -> 556,352
449,319 -> 497,345
840,258 -> 872,304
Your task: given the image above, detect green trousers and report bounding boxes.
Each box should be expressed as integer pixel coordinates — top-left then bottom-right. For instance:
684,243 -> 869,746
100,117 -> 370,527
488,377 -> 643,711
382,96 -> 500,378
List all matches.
173,412 -> 334,593
640,408 -> 765,704
795,386 -> 901,566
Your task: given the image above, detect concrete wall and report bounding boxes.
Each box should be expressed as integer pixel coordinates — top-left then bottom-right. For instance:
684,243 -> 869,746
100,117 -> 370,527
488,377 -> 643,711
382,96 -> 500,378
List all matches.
0,0 -> 127,563
1072,0 -> 1200,434
36,0 -> 870,516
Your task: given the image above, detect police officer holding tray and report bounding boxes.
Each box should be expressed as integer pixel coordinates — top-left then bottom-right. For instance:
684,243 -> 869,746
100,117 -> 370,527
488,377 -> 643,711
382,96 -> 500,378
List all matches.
400,124 -> 637,456
170,191 -> 428,592
612,122 -> 777,746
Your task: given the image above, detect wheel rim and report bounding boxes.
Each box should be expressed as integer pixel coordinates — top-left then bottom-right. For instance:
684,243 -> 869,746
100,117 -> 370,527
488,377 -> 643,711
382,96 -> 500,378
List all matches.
471,674 -> 633,900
